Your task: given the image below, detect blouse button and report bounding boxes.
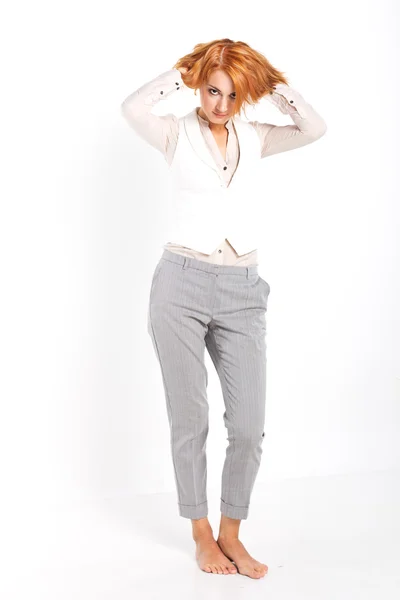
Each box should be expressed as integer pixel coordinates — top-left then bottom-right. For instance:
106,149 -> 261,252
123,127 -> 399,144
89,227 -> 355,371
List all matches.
223,166 -> 227,170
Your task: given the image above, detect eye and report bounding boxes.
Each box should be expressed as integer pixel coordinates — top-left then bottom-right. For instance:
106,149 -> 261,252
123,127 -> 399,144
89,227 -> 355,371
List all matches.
208,88 -> 236,99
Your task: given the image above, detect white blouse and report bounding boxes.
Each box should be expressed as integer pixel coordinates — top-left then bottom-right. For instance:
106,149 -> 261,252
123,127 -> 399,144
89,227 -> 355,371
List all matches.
121,68 -> 327,266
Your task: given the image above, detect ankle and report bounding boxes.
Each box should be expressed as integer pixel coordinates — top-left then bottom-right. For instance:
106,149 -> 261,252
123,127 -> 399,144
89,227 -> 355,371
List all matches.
191,517 -> 214,541
218,515 -> 241,540
218,531 -> 239,541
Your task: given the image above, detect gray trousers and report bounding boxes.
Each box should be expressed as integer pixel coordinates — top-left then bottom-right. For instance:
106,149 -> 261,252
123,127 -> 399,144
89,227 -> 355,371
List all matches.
147,249 -> 270,520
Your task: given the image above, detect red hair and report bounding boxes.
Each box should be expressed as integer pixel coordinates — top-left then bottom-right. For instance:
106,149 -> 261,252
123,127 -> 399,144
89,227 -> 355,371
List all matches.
173,38 -> 289,119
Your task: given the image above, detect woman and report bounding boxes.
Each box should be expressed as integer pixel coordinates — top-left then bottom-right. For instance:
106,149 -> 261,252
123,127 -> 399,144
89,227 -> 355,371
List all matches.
121,38 -> 327,578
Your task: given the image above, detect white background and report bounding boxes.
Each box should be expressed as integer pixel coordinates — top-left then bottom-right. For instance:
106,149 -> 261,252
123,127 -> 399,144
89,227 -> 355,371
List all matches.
1,0 -> 399,595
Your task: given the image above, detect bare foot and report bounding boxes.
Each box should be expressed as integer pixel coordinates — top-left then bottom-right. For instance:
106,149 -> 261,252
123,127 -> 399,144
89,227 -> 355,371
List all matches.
216,535 -> 268,579
194,534 -> 238,574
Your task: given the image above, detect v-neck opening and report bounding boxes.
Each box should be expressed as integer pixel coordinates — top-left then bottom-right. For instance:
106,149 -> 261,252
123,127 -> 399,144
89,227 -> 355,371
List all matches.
225,121 -> 240,189
194,108 -> 242,189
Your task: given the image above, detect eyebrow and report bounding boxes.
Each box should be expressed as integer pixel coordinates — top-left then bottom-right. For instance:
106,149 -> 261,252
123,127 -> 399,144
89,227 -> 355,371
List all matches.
207,84 -> 236,94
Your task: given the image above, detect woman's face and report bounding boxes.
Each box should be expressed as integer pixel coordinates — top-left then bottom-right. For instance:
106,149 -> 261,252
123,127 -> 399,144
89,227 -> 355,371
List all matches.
198,69 -> 236,125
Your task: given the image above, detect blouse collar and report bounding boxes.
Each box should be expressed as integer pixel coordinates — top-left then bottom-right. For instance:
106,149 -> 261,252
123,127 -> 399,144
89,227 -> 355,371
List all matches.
196,107 -> 234,132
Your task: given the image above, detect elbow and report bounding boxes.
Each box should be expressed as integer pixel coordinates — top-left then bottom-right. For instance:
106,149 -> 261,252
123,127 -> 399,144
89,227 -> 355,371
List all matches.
313,119 -> 327,139
120,93 -> 144,125
120,92 -> 136,117
120,99 -> 135,125
298,117 -> 327,142
120,99 -> 129,117
302,121 -> 327,143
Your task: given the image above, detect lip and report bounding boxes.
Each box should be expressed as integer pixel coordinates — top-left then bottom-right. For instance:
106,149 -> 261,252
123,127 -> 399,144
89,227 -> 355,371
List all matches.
213,111 -> 228,117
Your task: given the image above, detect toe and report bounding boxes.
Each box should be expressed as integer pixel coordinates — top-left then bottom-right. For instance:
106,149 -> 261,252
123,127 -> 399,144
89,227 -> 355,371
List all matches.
226,566 -> 232,574
254,563 -> 267,576
229,566 -> 237,573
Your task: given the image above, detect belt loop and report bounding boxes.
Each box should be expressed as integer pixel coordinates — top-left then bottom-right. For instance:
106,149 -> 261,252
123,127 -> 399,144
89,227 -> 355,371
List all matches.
182,257 -> 187,270
246,266 -> 250,279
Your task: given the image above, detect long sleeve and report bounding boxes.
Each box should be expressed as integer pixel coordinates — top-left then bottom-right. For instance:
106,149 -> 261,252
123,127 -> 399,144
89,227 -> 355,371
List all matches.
248,83 -> 328,158
120,69 -> 184,162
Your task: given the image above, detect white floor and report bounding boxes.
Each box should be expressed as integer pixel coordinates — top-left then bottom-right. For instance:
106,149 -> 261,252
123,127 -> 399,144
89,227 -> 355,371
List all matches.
4,469 -> 400,599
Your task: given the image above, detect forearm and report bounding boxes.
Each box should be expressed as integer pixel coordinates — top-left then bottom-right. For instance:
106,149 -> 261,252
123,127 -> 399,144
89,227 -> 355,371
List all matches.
121,68 -> 184,125
250,84 -> 327,158
267,84 -> 327,137
120,68 -> 184,157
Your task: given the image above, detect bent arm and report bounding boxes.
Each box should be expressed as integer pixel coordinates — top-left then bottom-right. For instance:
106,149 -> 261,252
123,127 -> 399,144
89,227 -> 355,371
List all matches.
120,68 -> 183,160
249,84 -> 328,158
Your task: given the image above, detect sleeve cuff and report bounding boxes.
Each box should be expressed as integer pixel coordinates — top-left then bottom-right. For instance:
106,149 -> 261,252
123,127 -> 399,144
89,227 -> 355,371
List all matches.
143,69 -> 185,106
267,84 -> 307,118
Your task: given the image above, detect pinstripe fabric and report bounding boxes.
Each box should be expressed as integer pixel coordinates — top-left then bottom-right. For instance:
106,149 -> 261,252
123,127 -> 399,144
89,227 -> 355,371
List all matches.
147,249 -> 270,520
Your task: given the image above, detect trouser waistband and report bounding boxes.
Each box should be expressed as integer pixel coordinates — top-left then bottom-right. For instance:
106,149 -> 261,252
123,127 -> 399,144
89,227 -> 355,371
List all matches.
161,249 -> 259,278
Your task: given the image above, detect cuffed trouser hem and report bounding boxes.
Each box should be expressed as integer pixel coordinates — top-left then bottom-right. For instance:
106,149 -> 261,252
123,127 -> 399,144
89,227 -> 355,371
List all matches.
178,500 -> 208,519
220,498 -> 249,520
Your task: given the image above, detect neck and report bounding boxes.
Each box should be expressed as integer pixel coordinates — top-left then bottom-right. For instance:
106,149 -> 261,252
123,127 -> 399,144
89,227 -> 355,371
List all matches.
197,107 -> 228,134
